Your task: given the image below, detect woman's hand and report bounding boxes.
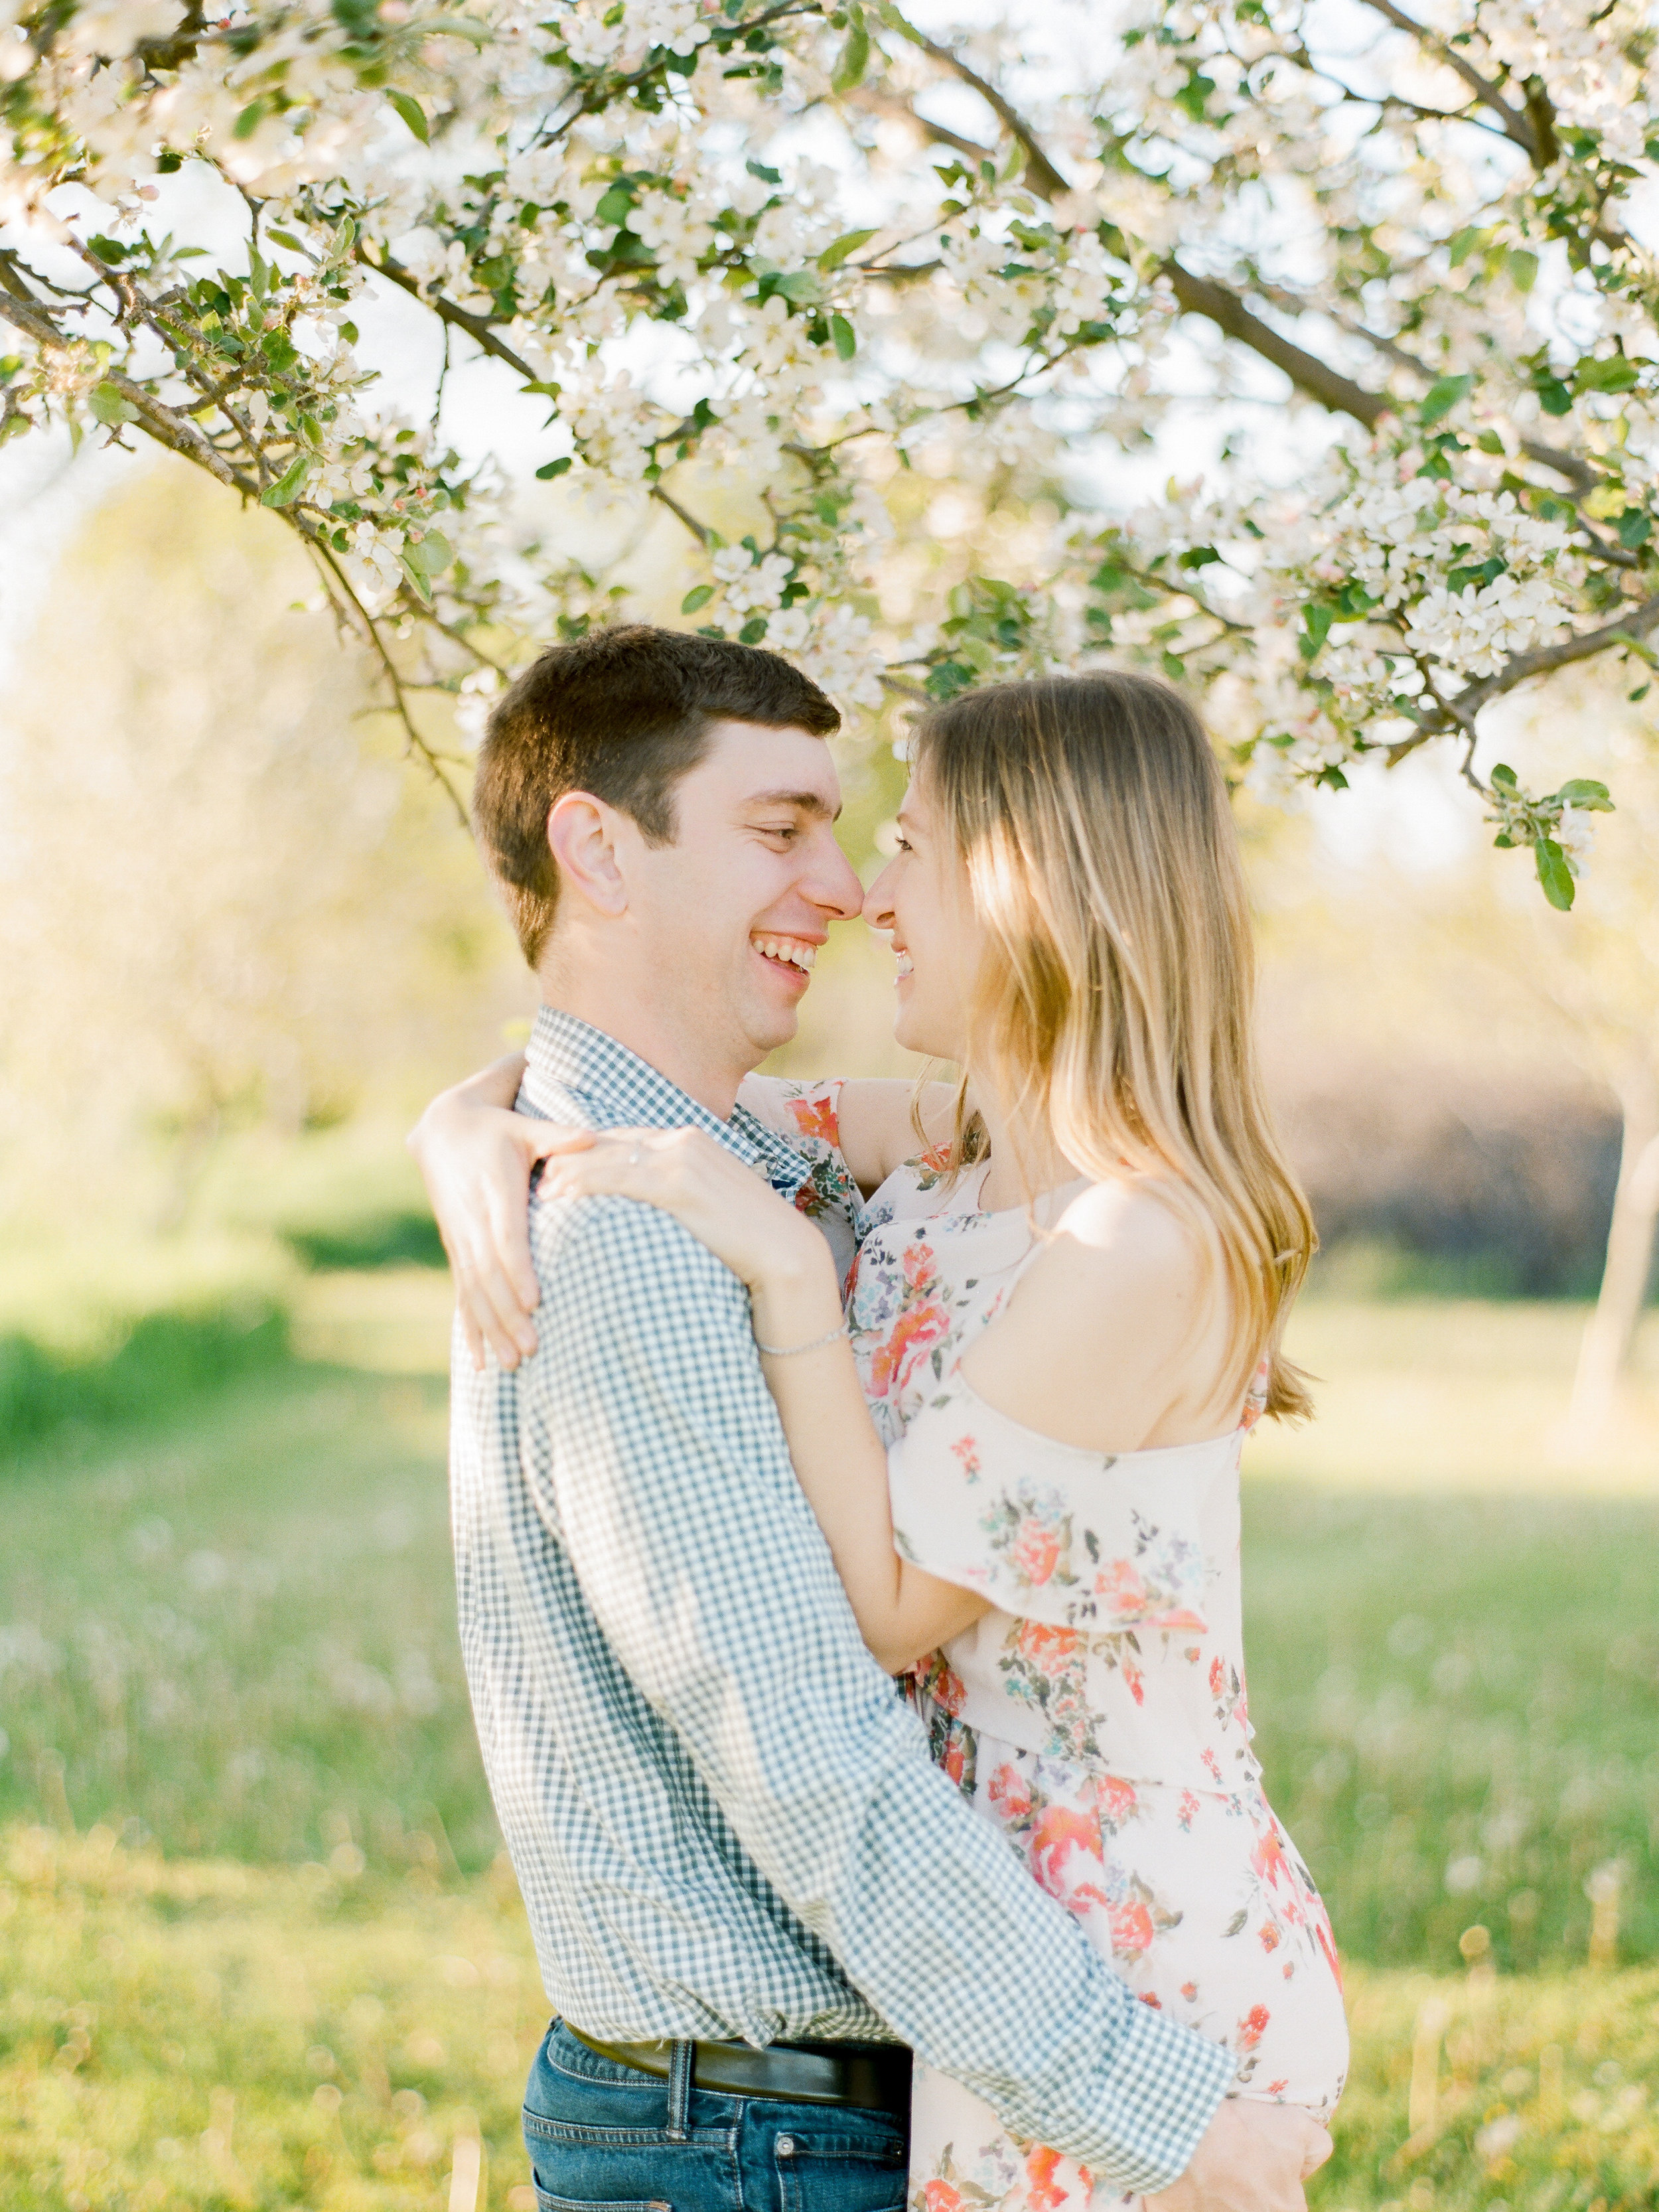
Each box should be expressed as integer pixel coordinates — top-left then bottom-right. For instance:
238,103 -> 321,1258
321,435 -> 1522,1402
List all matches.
540,1128 -> 836,1321
406,1054 -> 597,1370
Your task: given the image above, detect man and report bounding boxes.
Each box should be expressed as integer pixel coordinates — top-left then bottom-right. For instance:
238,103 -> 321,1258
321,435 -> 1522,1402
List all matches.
432,625 -> 1331,2209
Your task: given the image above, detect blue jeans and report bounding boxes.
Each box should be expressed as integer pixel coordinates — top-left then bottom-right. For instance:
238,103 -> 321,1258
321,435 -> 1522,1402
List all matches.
522,2020 -> 909,2212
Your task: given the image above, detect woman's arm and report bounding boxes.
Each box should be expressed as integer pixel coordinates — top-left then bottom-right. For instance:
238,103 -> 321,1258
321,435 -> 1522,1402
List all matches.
541,1128 -> 988,1673
406,1053 -> 597,1370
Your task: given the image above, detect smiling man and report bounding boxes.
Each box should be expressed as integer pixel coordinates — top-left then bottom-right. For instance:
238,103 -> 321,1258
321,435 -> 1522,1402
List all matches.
446,627 -> 1255,2211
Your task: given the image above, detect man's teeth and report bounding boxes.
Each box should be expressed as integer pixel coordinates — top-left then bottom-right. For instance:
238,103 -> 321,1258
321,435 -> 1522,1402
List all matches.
754,934 -> 818,972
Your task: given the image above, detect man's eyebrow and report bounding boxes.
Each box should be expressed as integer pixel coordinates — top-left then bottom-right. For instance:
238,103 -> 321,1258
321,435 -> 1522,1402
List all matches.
743,787 -> 841,822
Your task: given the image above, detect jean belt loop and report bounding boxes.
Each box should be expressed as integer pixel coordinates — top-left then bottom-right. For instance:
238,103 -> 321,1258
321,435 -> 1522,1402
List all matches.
666,2038 -> 693,2142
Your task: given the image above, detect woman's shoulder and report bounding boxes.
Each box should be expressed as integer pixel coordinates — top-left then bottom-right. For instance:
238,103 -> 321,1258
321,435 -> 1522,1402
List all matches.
1051,1175 -> 1212,1295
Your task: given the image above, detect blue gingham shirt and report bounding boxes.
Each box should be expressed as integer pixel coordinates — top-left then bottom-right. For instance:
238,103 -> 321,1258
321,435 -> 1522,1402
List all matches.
449,1009 -> 1233,2189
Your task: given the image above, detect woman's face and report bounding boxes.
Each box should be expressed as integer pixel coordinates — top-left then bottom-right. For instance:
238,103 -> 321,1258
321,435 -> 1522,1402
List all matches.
862,769 -> 982,1063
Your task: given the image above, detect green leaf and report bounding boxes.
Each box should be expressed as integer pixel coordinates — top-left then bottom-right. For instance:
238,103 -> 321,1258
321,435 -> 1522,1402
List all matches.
1419,374 -> 1474,427
1490,761 -> 1519,788
831,10 -> 871,94
830,313 -> 857,361
1534,836 -> 1575,911
1537,378 -> 1573,417
389,91 -> 430,143
232,98 -> 267,141
267,228 -> 305,252
88,382 -> 137,427
680,584 -> 714,613
535,456 -> 573,480
260,454 -> 311,508
924,660 -> 975,701
1617,506 -> 1652,550
88,235 -> 128,265
738,616 -> 768,644
1507,248 -> 1539,293
1555,778 -> 1614,812
398,555 -> 433,605
1574,352 -> 1640,396
405,530 -> 452,575
818,228 -> 878,272
1298,601 -> 1334,660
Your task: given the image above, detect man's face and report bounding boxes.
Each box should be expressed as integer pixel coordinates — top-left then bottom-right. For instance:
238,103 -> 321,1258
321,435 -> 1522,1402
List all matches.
622,719 -> 864,1071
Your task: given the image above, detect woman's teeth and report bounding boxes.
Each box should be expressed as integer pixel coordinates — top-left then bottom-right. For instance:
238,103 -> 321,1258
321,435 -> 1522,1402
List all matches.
895,951 -> 914,977
753,933 -> 818,972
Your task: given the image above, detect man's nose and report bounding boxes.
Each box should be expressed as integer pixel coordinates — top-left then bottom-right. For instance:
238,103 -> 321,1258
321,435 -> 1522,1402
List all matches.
806,833 -> 865,921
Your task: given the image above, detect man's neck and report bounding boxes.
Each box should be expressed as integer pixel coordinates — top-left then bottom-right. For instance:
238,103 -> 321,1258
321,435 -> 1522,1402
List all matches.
538,972 -> 749,1119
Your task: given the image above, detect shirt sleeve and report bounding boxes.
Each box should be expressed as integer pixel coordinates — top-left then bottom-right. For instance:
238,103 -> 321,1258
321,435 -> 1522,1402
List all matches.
889,1380 -> 1213,1633
527,1195 -> 1232,2189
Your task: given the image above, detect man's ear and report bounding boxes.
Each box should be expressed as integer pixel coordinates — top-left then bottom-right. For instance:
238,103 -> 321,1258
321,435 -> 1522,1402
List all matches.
547,792 -> 629,918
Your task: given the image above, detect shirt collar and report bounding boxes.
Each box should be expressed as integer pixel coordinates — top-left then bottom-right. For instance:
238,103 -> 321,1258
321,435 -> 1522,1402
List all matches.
522,1008 -> 812,1198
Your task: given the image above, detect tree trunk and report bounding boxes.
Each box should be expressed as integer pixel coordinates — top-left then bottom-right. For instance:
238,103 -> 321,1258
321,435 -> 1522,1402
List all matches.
1568,1073 -> 1659,1436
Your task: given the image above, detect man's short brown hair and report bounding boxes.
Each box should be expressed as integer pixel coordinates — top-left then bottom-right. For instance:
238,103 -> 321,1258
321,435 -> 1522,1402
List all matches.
472,624 -> 841,967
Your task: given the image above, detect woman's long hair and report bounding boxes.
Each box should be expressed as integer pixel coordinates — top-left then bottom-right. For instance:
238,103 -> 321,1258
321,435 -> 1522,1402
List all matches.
912,670 -> 1315,1422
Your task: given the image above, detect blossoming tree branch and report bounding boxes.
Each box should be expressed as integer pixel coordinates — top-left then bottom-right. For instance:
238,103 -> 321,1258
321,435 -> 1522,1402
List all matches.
3,1 -> 1652,902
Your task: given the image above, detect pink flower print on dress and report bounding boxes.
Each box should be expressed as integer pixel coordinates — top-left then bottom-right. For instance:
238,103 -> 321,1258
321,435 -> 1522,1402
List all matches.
1011,1516 -> 1061,1586
1110,1895 -> 1157,1958
1096,1556 -> 1148,1615
987,1761 -> 1033,1822
1252,1824 -> 1291,1893
1239,2004 -> 1271,2049
1177,1789 -> 1200,1832
1014,1619 -> 1081,1677
921,2185 -> 966,2212
1024,2145 -> 1069,2211
1029,1805 -> 1104,1901
1121,1655 -> 1145,1706
867,1244 -> 953,1398
948,1432 -> 981,1481
1095,1773 -> 1139,1832
918,1653 -> 968,1716
786,1091 -> 840,1146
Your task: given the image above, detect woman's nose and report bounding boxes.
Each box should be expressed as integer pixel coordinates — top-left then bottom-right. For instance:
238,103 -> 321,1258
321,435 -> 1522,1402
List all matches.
862,860 -> 897,931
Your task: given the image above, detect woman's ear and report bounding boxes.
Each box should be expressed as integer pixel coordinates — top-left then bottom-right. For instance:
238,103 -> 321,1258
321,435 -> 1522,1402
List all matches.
547,792 -> 629,918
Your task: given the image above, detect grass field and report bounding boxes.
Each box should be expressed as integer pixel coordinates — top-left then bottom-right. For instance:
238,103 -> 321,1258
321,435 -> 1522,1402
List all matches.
3,1229 -> 1658,2206
8,1824 -> 1659,2212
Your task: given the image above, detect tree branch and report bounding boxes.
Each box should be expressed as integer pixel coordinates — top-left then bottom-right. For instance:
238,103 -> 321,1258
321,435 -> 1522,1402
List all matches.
1161,263 -> 1390,427
1355,0 -> 1540,158
886,35 -> 1399,429
0,291 -> 265,498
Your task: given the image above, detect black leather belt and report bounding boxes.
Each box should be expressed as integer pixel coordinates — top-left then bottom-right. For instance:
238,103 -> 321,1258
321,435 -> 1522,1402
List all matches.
566,2025 -> 911,2118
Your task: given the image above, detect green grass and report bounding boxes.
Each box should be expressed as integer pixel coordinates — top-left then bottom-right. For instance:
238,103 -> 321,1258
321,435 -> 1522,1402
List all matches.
7,1249 -> 1659,2204
7,1825 -> 1659,2212
4,1279 -> 1659,1971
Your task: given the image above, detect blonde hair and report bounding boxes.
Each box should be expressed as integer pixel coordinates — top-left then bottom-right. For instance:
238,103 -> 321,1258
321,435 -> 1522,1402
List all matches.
912,671 -> 1315,1422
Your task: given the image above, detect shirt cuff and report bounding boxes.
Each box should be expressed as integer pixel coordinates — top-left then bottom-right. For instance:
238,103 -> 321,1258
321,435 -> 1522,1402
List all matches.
1086,1998 -> 1236,2195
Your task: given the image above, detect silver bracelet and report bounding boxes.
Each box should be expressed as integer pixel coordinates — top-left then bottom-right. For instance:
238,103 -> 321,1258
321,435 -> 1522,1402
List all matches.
755,1317 -> 851,1358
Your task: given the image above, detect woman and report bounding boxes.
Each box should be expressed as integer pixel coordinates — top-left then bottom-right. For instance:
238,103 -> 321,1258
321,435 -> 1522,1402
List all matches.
414,672 -> 1348,2209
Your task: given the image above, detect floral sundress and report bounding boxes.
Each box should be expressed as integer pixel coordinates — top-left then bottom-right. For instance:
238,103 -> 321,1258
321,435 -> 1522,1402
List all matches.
848,1140 -> 1348,2211
740,1078 -> 1348,2209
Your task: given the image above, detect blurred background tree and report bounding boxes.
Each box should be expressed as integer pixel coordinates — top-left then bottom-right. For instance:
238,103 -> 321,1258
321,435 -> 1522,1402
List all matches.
0,457 -> 529,1239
